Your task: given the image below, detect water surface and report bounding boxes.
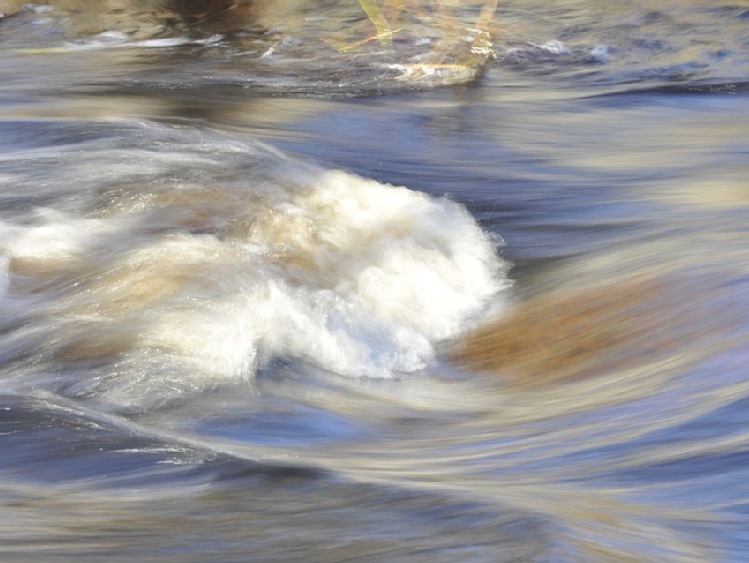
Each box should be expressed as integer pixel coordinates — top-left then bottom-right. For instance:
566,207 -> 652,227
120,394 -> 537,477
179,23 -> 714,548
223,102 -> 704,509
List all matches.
1,1 -> 749,561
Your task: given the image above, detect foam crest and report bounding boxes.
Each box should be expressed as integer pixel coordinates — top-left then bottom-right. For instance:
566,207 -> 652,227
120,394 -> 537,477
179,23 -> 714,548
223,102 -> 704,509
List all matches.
0,124 -> 510,409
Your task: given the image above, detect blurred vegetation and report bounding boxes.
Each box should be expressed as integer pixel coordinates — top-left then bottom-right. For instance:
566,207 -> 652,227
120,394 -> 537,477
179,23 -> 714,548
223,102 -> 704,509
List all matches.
334,1 -> 499,50
316,0 -> 500,80
3,0 -> 499,84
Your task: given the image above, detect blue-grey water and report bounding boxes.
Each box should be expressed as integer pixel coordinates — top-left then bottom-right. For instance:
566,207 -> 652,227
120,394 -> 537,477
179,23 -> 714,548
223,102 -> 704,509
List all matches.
1,1 -> 749,561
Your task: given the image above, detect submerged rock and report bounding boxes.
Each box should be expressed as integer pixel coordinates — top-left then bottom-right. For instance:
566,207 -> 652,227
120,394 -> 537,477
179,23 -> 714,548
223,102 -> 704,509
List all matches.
451,274 -> 735,389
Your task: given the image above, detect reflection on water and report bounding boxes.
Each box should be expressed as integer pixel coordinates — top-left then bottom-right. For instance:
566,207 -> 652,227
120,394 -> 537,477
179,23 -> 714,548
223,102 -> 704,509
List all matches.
2,0 -> 749,561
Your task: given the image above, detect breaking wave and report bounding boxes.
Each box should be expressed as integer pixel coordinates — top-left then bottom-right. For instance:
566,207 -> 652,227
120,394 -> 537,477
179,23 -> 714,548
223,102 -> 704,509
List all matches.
0,121 -> 509,410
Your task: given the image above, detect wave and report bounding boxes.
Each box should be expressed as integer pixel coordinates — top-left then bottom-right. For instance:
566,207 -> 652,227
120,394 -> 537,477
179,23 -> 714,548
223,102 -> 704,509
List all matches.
0,121 -> 510,411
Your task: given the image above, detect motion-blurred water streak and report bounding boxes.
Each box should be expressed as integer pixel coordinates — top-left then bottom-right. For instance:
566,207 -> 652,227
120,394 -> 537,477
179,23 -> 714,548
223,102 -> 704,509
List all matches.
1,0 -> 749,561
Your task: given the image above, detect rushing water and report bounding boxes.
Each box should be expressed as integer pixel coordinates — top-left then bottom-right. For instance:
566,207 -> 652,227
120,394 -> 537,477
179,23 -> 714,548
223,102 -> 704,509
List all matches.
2,1 -> 749,561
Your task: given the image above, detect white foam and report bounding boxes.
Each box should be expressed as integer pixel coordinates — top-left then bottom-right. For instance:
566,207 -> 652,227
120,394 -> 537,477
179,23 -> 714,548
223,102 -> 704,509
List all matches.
540,40 -> 570,55
0,125 -> 510,408
63,33 -> 222,51
589,45 -> 610,64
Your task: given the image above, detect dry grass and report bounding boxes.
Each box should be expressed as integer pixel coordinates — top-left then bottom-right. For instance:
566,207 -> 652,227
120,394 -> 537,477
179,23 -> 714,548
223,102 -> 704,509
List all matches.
328,0 -> 499,72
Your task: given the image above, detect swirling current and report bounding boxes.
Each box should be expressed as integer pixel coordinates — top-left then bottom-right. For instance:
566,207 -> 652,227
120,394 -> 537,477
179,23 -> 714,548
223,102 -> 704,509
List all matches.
1,1 -> 749,561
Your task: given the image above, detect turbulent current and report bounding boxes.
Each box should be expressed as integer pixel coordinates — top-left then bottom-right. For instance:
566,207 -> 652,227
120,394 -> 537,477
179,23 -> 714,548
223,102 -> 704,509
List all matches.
2,1 -> 749,561
0,121 -> 507,410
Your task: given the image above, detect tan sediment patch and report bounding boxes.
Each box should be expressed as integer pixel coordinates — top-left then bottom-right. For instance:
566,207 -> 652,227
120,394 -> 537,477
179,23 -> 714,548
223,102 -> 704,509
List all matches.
450,275 -> 729,388
55,324 -> 141,363
89,183 -> 342,285
9,255 -> 83,280
52,241 -> 224,363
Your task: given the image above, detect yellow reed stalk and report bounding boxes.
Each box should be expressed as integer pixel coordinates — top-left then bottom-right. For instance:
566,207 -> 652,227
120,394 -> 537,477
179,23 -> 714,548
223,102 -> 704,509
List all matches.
358,0 -> 394,47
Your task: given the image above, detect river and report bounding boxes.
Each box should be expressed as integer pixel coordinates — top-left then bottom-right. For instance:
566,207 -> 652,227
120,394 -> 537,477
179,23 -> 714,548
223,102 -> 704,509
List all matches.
1,1 -> 749,561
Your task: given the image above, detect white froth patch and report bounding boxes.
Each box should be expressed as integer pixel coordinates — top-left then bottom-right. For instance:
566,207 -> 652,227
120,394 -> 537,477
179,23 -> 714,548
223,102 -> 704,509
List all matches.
2,155 -> 509,407
301,171 -> 503,339
7,201 -> 153,253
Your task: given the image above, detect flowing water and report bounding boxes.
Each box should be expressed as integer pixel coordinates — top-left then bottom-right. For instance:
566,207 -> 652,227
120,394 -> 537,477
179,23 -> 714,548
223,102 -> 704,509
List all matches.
1,0 -> 749,560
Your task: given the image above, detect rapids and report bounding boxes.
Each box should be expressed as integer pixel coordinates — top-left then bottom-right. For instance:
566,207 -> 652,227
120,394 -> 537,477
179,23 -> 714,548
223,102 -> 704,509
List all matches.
1,1 -> 749,561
